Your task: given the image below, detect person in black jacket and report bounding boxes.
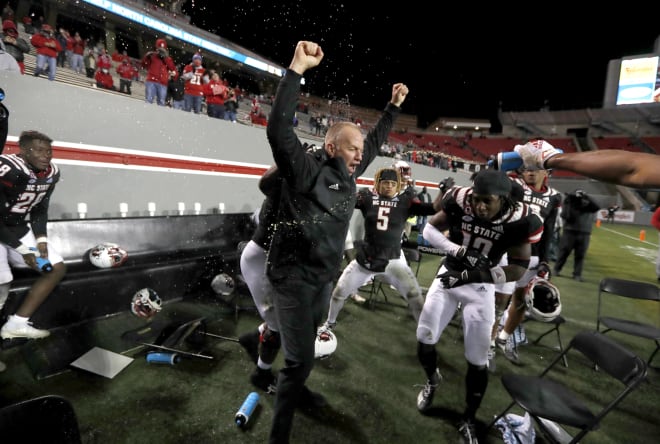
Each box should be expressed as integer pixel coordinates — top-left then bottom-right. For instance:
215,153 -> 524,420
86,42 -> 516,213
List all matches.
265,40 -> 408,444
553,189 -> 600,281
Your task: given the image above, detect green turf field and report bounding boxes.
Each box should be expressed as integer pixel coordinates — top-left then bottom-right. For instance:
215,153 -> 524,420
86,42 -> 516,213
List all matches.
0,223 -> 658,443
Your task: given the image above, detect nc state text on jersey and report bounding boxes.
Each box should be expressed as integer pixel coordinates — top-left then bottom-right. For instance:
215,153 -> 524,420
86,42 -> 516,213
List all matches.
461,222 -> 502,240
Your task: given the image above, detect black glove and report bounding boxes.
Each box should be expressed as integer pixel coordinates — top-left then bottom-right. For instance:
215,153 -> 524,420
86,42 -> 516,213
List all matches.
536,261 -> 551,279
456,247 -> 491,271
437,269 -> 485,289
439,177 -> 455,194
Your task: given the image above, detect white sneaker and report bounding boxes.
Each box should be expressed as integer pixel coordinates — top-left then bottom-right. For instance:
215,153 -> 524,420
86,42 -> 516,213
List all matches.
0,360 -> 6,372
1,322 -> 50,339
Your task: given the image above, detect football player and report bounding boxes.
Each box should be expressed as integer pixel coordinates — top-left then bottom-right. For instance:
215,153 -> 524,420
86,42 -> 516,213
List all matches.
490,161 -> 562,366
0,131 -> 66,341
237,165 -> 284,395
319,166 -> 440,333
415,169 -> 543,443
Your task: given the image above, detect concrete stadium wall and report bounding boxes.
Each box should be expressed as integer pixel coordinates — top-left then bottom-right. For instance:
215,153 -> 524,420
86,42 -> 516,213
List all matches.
1,72 -> 469,220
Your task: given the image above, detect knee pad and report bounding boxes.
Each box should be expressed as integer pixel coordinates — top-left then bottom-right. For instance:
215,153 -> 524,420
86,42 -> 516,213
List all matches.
259,328 -> 281,365
261,328 -> 281,348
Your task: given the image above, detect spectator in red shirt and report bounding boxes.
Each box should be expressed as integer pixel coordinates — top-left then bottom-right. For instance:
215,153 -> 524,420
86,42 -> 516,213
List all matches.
182,53 -> 205,114
70,32 -> 85,74
94,67 -> 116,91
141,38 -> 177,106
1,19 -> 29,74
96,47 -> 112,71
30,24 -> 62,81
116,57 -> 134,94
203,71 -> 227,119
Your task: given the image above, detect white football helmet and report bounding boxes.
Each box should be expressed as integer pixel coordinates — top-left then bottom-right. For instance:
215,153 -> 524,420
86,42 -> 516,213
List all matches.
524,277 -> 561,322
131,288 -> 162,319
89,242 -> 128,268
314,329 -> 338,359
393,160 -> 412,182
211,273 -> 235,296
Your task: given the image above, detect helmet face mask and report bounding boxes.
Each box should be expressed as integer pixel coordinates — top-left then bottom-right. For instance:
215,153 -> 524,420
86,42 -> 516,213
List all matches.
131,288 -> 162,319
524,277 -> 561,322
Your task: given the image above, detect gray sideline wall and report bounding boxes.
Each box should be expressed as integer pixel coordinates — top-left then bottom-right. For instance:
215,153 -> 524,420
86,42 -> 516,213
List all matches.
1,72 -> 471,220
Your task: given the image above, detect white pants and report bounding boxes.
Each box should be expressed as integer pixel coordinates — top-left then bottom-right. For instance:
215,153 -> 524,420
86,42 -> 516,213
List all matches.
328,251 -> 424,323
0,229 -> 64,284
239,240 -> 278,330
417,265 -> 495,366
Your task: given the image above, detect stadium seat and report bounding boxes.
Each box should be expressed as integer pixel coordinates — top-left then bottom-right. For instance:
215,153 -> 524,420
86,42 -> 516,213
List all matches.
488,330 -> 648,444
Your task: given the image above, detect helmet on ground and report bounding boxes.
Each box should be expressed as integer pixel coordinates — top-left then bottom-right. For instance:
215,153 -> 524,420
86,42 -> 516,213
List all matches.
89,242 -> 128,268
393,160 -> 412,182
131,288 -> 162,319
314,329 -> 337,359
211,273 -> 235,296
524,277 -> 561,322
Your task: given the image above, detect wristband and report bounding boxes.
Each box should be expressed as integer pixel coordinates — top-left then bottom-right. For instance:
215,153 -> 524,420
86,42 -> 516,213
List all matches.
489,266 -> 507,284
16,244 -> 34,256
35,236 -> 48,244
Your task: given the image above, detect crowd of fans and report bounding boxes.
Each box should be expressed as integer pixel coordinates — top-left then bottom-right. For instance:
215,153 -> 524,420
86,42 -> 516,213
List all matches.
0,8 -> 478,168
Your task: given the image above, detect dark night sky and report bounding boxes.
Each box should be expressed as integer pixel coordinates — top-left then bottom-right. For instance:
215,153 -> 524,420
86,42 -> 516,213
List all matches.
182,1 -> 658,128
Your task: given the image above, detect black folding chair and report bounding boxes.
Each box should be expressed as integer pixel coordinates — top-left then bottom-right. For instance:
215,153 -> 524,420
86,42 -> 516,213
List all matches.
366,248 -> 422,309
597,277 -> 660,367
488,330 -> 648,444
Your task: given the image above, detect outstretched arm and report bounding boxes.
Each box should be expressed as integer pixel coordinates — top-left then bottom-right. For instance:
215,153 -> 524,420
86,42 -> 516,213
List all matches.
545,150 -> 660,188
513,141 -> 660,188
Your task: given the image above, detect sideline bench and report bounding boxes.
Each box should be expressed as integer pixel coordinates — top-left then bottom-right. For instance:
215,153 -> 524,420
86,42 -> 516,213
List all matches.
2,214 -> 255,331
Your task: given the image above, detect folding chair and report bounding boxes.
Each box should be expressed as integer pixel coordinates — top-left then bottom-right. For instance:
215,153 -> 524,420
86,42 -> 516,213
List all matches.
488,330 -> 648,444
402,247 -> 422,277
520,313 -> 568,367
366,248 -> 422,309
597,277 -> 660,367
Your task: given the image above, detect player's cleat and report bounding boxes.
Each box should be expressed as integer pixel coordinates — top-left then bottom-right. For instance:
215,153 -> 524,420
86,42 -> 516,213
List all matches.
299,386 -> 328,410
416,368 -> 441,412
457,418 -> 479,444
250,367 -> 277,394
350,293 -> 366,304
487,346 -> 496,373
238,329 -> 260,364
495,336 -> 520,364
1,322 -> 50,339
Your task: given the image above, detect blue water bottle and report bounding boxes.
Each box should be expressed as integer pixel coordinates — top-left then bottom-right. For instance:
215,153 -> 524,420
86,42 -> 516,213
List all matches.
146,352 -> 181,365
488,149 -> 564,171
235,392 -> 260,427
29,247 -> 53,272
